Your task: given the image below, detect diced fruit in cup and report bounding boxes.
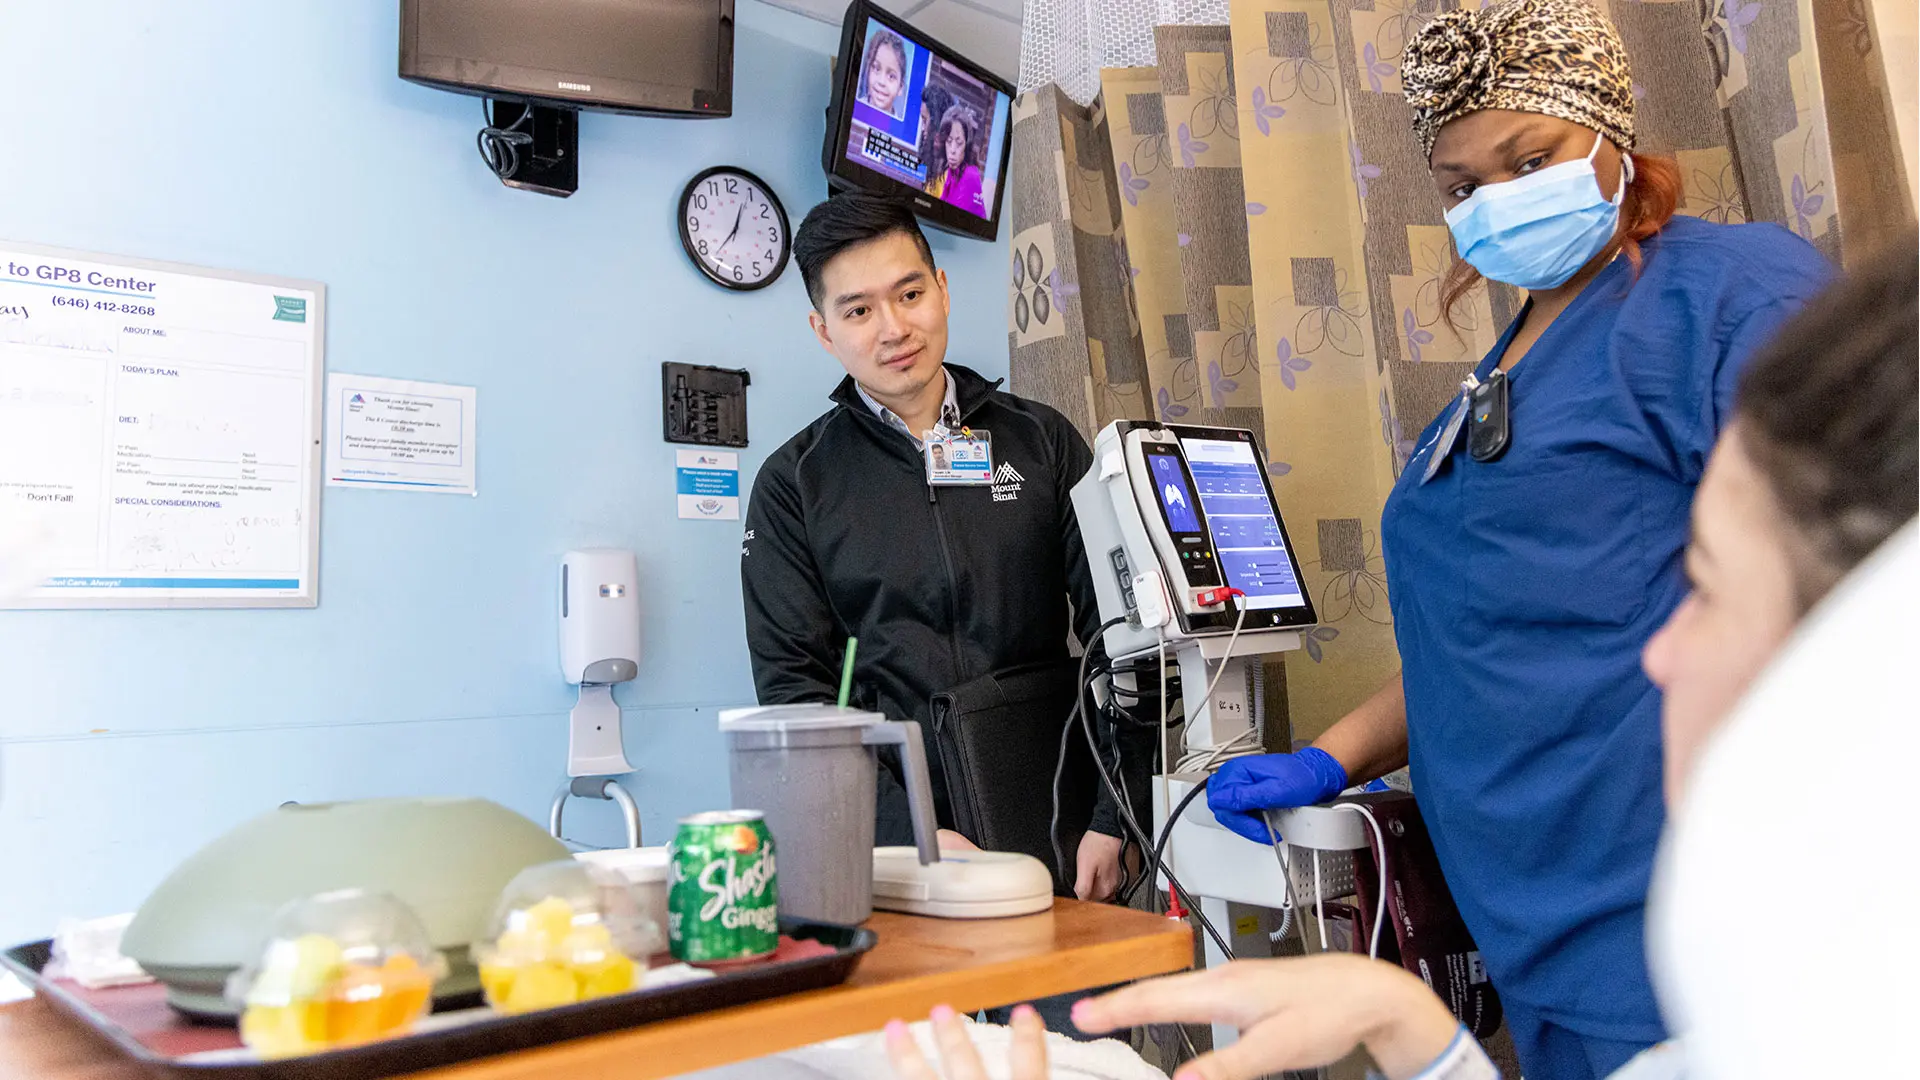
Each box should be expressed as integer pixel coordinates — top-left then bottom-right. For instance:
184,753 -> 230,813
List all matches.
575,954 -> 637,998
239,940 -> 435,1057
521,896 -> 576,947
478,898 -> 642,1013
502,960 -> 579,1013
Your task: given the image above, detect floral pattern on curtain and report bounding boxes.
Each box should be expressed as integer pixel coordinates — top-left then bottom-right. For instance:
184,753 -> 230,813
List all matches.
1005,85 -> 1152,443
1007,0 -> 1916,738
1101,66 -> 1192,428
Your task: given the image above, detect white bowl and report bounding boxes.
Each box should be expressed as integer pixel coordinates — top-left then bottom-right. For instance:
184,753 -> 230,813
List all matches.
572,847 -> 670,949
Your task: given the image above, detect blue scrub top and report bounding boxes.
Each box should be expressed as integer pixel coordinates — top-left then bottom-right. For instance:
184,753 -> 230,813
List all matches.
1381,216 -> 1830,1040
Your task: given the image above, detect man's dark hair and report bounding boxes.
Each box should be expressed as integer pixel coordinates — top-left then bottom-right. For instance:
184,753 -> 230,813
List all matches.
1735,230 -> 1918,610
793,192 -> 935,311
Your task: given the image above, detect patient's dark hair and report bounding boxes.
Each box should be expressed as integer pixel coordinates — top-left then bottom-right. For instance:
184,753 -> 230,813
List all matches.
1734,231 -> 1918,610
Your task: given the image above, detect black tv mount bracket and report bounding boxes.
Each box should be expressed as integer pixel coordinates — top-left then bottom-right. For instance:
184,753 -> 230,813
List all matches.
477,99 -> 579,197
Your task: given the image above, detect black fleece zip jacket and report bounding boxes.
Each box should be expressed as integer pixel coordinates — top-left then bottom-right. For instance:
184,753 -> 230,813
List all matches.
741,363 -> 1148,843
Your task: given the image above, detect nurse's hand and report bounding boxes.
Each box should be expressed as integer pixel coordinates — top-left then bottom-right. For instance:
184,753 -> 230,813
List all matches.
1075,830 -> 1124,901
1071,956 -> 1462,1080
884,1003 -> 1048,1080
1206,748 -> 1349,843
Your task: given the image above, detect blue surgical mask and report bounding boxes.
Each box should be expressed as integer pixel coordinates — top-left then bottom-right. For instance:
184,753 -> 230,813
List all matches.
1443,133 -> 1630,292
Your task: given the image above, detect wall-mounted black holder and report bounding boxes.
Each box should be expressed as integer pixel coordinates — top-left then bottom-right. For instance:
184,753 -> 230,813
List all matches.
663,362 -> 750,447
477,100 -> 579,197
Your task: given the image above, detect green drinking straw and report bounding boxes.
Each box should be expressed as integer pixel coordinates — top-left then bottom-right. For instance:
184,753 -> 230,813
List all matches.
837,637 -> 859,708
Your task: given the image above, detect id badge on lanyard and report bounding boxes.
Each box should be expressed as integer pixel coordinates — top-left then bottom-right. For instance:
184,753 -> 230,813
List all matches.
1418,382 -> 1473,485
1418,371 -> 1511,484
926,427 -> 994,486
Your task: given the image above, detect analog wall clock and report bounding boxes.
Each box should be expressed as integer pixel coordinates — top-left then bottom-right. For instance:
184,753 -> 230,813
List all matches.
678,166 -> 791,291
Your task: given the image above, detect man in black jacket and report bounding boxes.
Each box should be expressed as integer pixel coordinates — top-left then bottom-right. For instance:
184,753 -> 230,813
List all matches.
741,192 -> 1146,901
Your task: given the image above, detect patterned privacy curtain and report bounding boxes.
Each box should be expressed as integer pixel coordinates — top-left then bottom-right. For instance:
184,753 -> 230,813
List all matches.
1799,0 -> 1916,261
1101,66 -> 1191,429
1873,0 -> 1918,211
1229,0 -> 1449,738
1008,0 -> 1916,740
1005,86 -> 1152,446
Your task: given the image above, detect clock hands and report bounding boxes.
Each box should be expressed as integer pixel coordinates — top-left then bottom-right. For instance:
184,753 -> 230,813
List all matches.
716,204 -> 746,256
682,169 -> 785,289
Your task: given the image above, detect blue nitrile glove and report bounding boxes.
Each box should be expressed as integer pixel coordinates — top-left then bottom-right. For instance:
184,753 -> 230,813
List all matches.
1207,747 -> 1349,843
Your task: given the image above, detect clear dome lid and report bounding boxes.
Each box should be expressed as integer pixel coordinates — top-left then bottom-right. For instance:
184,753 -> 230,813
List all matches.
225,889 -> 446,1058
473,859 -> 662,1013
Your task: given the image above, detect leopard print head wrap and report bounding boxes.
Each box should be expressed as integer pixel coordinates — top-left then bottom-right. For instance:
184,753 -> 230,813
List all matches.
1401,0 -> 1635,162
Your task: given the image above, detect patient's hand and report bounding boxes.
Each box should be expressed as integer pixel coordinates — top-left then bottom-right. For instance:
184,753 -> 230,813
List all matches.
937,829 -> 981,851
1071,955 -> 1460,1080
884,1002 -> 1046,1080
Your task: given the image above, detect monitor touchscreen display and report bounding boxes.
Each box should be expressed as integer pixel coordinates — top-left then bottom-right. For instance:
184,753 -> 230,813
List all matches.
1181,438 -> 1309,611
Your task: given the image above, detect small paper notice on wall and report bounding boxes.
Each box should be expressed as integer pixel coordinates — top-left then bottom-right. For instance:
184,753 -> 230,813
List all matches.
676,449 -> 739,520
325,374 -> 477,495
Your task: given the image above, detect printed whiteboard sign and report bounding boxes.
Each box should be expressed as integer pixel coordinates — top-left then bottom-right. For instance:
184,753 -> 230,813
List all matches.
0,242 -> 323,609
325,374 -> 478,495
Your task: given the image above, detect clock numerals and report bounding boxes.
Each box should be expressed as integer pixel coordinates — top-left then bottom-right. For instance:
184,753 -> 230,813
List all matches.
681,168 -> 789,292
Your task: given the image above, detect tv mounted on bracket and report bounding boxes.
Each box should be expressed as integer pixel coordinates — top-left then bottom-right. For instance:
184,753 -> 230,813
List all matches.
822,0 -> 1015,242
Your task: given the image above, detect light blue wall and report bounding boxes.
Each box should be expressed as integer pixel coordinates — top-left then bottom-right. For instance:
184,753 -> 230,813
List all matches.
0,0 -> 1011,944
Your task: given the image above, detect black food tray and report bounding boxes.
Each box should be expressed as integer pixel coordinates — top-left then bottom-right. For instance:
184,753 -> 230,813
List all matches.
4,917 -> 876,1079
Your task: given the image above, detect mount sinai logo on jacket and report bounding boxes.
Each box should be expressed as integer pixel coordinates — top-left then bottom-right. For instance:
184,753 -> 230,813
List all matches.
991,461 -> 1024,502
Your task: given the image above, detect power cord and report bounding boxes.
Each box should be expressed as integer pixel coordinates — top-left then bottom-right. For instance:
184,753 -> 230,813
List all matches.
476,99 -> 534,183
1337,801 -> 1389,959
1077,675 -> 1236,959
1147,777 -> 1208,894
1175,602 -> 1261,774
1259,810 -> 1296,943
1150,629 -> 1171,908
1098,660 -> 1150,901
1049,616 -> 1235,957
1149,594 -> 1249,900
1256,801 -> 1390,959
1174,725 -> 1263,774
1050,617 -> 1126,887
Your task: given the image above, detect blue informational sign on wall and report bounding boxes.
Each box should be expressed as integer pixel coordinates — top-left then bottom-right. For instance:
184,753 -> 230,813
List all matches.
676,449 -> 740,520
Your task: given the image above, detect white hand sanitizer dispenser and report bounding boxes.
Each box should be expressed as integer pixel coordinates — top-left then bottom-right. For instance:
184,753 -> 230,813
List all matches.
559,549 -> 640,778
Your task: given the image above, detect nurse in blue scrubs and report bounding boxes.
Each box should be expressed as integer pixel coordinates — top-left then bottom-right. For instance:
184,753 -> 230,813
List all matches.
1205,2 -> 1832,1077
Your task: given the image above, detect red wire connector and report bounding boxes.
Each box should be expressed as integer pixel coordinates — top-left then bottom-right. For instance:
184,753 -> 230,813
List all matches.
1195,586 -> 1245,607
1166,892 -> 1188,919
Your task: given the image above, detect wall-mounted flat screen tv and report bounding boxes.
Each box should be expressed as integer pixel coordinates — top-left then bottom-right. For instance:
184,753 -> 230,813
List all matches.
823,0 -> 1014,240
400,0 -> 734,118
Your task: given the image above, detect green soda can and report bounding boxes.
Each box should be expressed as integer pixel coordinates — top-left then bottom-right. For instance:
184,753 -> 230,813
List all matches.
667,810 -> 779,964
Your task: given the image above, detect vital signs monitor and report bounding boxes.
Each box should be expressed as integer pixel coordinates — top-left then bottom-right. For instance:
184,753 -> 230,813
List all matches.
1072,421 -> 1315,660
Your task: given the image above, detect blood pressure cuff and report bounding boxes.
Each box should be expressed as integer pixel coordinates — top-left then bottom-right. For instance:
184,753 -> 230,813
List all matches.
1350,791 -> 1505,1039
927,659 -> 1100,897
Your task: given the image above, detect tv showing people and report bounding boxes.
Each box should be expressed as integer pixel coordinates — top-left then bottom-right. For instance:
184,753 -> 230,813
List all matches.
841,15 -> 1010,223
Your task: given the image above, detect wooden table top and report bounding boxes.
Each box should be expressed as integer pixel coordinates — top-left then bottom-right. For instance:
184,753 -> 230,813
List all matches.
0,899 -> 1193,1080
